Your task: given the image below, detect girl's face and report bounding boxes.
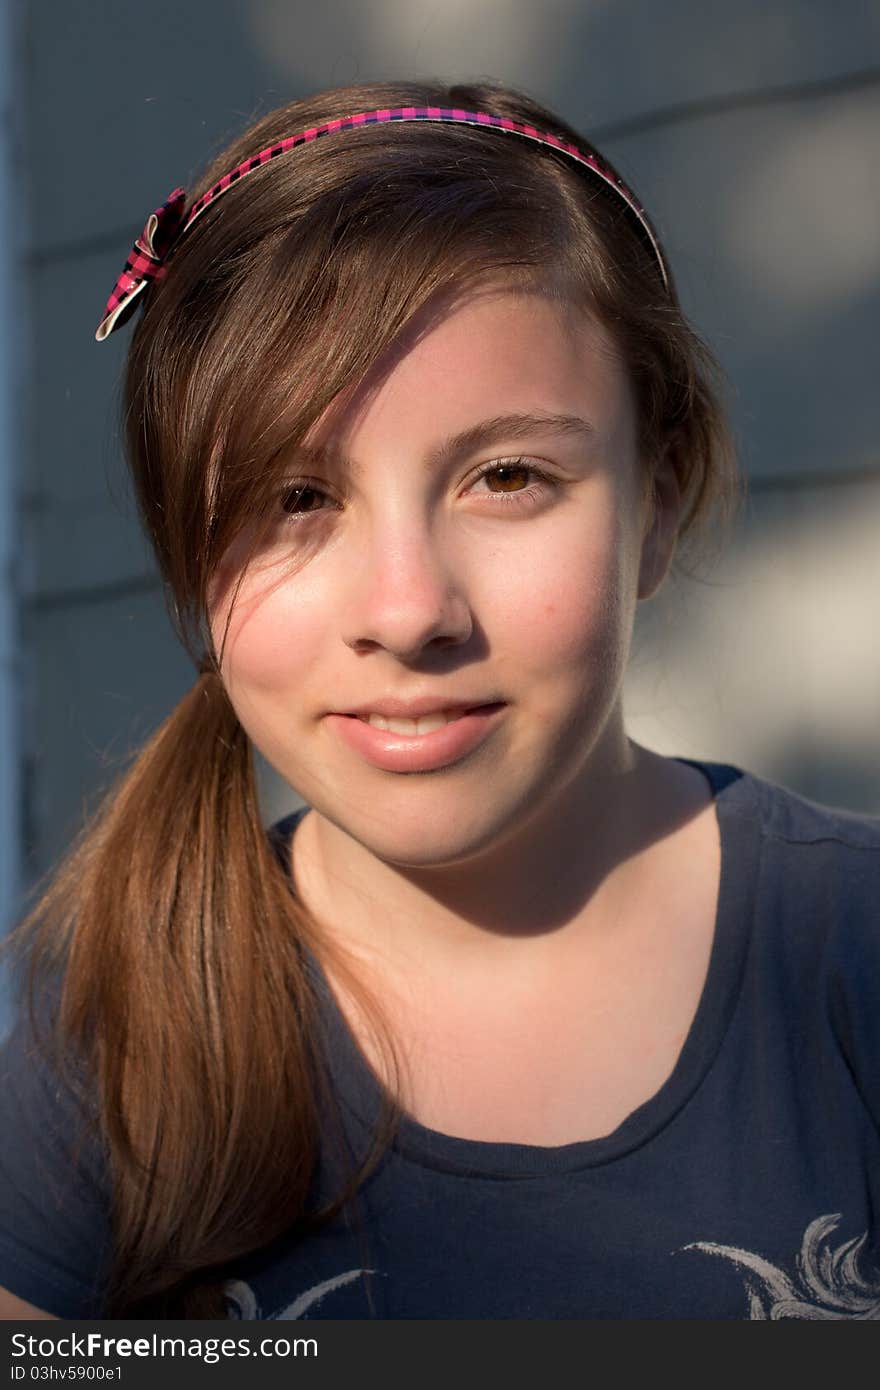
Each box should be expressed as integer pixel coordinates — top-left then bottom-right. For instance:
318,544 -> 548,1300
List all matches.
209,283 -> 673,867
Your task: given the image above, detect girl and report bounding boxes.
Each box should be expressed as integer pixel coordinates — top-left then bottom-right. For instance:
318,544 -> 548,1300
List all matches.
1,78 -> 878,1322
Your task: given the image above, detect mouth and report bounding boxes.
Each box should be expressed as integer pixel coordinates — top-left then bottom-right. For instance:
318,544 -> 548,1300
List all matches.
345,707 -> 492,737
328,703 -> 507,772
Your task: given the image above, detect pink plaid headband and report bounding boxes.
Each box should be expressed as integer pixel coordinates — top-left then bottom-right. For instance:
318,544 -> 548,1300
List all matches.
95,106 -> 669,342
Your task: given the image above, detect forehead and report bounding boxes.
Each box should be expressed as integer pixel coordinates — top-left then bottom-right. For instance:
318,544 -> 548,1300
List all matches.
300,283 -> 636,462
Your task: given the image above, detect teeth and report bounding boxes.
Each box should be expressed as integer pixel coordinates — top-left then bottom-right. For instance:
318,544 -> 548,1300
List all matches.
361,710 -> 467,735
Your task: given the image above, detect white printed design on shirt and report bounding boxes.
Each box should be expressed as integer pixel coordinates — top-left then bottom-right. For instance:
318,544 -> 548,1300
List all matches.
681,1213 -> 880,1319
224,1268 -> 375,1320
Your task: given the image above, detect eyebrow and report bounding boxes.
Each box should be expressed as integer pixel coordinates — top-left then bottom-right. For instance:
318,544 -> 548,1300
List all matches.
291,411 -> 597,474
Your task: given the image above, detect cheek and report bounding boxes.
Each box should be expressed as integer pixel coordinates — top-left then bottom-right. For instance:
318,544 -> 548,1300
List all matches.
209,579 -> 327,724
484,509 -> 634,687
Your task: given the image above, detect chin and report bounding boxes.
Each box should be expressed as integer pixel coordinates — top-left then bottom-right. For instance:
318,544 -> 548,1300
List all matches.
319,789 -> 524,870
369,819 -> 506,870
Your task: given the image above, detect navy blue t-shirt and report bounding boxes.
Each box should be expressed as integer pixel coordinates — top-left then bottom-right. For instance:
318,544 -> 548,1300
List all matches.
2,758 -> 879,1319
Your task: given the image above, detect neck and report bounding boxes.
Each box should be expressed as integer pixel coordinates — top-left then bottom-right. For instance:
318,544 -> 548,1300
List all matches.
291,735 -> 710,978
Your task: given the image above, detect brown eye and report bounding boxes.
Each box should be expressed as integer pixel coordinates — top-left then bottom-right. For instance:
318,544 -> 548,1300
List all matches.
468,459 -> 553,508
483,463 -> 532,492
281,483 -> 327,516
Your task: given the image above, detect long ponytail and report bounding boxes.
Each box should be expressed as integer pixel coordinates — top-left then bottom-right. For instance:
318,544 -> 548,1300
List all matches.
4,669 -> 381,1317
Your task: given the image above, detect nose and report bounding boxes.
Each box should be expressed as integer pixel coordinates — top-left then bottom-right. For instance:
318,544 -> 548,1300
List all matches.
341,517 -> 473,659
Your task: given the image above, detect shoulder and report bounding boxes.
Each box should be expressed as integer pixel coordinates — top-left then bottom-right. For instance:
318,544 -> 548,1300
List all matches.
743,766 -> 879,932
0,975 -> 109,1193
743,768 -> 880,855
698,756 -> 880,853
704,759 -> 880,911
691,757 -> 880,989
697,761 -> 880,1122
265,804 -> 310,877
0,978 -> 112,1318
685,758 -> 880,938
711,760 -> 880,1036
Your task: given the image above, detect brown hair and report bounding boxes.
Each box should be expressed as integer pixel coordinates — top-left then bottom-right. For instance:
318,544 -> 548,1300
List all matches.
2,77 -> 741,1318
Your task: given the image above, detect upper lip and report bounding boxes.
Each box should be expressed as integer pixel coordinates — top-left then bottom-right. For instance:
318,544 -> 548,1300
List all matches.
338,697 -> 502,719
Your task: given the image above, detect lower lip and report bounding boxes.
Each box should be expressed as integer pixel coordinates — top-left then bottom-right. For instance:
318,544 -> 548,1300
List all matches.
325,704 -> 506,772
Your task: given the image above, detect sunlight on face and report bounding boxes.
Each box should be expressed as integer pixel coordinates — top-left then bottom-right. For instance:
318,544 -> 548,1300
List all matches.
209,283 -> 661,867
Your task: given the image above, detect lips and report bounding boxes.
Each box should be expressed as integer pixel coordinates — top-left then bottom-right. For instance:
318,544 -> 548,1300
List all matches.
340,695 -> 500,722
355,709 -> 470,735
326,703 -> 506,772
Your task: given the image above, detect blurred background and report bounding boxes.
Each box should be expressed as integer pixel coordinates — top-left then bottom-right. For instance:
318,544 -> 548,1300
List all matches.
1,0 -> 879,1032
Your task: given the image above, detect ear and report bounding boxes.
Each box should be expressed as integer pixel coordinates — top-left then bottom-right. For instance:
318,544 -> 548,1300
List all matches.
637,441 -> 682,601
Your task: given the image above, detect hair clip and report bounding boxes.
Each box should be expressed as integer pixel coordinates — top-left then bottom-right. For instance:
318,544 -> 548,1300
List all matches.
95,187 -> 186,341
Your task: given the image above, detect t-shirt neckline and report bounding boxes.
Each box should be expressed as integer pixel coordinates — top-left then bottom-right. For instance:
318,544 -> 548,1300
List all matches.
269,757 -> 764,1177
